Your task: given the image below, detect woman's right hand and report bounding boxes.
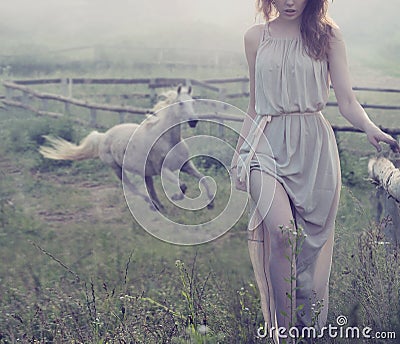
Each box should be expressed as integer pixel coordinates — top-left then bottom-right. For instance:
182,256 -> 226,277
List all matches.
365,124 -> 400,153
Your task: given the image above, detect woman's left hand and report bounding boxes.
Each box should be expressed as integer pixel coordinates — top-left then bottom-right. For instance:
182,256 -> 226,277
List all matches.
365,125 -> 400,153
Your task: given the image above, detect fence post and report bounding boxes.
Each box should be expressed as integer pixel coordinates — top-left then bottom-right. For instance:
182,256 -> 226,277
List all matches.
61,78 -> 71,116
90,108 -> 97,127
217,88 -> 227,138
68,78 -> 73,98
149,79 -> 157,105
383,195 -> 400,246
5,86 -> 13,100
119,111 -> 125,124
61,78 -> 69,97
370,157 -> 400,247
21,91 -> 30,107
64,102 -> 71,116
42,98 -> 48,113
241,77 -> 248,96
384,158 -> 400,246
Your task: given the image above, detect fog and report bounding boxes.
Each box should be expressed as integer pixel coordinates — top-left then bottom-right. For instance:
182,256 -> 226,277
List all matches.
0,0 -> 399,75
0,0 -> 253,51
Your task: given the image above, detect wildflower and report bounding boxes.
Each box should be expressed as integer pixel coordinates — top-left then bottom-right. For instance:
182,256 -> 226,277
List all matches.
197,324 -> 210,335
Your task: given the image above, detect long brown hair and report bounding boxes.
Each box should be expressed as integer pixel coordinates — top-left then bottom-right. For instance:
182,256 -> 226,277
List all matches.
256,0 -> 336,60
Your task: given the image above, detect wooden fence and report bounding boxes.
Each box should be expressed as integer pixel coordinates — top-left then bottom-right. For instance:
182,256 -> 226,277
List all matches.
1,76 -> 400,245
2,77 -> 400,134
1,77 -> 240,127
369,157 -> 400,247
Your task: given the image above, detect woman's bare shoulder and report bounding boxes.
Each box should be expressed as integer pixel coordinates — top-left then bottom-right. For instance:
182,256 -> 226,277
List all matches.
329,24 -> 344,44
244,23 -> 265,47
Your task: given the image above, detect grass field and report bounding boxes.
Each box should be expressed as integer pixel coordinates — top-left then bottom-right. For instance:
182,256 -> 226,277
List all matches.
0,61 -> 399,343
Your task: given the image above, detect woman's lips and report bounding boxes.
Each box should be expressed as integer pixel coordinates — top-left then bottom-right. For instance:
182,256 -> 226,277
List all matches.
284,9 -> 297,16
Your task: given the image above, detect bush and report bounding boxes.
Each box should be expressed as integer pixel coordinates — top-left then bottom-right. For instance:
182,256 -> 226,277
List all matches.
5,116 -> 77,152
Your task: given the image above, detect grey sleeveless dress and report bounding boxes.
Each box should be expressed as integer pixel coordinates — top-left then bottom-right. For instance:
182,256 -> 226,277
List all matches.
237,22 -> 341,330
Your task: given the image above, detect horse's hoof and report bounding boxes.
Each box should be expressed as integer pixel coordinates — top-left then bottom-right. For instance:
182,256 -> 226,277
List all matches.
149,204 -> 158,212
180,183 -> 187,194
171,194 -> 184,201
151,201 -> 164,212
145,197 -> 162,212
155,202 -> 164,211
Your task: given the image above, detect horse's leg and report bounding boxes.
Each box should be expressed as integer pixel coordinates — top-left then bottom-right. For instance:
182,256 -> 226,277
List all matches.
111,164 -> 156,210
122,170 -> 158,210
111,164 -> 123,181
145,176 -> 164,211
180,161 -> 214,209
160,167 -> 186,201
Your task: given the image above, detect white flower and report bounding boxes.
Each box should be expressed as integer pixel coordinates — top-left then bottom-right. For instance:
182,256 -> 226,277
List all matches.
197,324 -> 210,335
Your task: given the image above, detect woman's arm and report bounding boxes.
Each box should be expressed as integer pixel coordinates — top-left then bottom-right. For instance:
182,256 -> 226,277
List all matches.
327,27 -> 399,153
231,24 -> 263,169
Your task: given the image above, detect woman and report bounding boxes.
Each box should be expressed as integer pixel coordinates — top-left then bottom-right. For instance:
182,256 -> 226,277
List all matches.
230,0 -> 399,341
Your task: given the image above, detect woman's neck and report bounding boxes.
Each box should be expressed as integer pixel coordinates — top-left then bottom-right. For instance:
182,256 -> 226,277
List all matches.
270,16 -> 302,37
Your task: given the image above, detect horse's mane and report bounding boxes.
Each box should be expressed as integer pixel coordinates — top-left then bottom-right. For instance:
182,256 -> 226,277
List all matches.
152,90 -> 178,113
144,90 -> 179,128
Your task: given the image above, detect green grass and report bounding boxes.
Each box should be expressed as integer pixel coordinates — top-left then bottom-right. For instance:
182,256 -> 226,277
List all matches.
0,59 -> 399,343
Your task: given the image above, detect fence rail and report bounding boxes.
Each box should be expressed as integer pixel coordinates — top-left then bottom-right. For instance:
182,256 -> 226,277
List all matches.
2,77 -> 400,130
2,81 -> 149,114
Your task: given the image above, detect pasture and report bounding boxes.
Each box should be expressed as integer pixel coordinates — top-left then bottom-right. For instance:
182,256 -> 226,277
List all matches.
0,59 -> 399,343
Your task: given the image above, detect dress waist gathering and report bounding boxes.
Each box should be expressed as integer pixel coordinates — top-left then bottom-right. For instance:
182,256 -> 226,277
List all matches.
237,110 -> 322,183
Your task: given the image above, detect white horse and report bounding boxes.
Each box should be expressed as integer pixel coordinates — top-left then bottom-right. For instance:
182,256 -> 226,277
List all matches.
39,85 -> 214,210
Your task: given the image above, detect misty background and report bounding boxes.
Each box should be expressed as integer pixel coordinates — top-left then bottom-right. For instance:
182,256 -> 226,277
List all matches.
0,0 -> 399,81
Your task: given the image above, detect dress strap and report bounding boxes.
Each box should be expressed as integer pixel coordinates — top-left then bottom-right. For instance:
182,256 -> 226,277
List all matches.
258,22 -> 269,46
265,21 -> 271,38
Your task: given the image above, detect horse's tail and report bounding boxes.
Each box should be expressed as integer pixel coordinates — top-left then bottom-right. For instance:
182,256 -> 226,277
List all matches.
39,131 -> 104,161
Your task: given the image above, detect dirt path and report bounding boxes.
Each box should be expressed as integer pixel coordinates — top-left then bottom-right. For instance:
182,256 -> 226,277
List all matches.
0,155 -> 130,228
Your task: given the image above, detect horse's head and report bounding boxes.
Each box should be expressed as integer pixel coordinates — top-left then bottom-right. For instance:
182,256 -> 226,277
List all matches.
151,85 -> 198,129
176,85 -> 198,128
